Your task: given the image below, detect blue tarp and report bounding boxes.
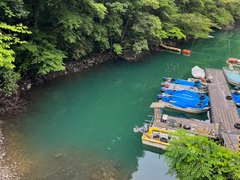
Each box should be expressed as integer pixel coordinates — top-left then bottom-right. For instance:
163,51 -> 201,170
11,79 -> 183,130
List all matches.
158,90 -> 209,109
231,92 -> 240,105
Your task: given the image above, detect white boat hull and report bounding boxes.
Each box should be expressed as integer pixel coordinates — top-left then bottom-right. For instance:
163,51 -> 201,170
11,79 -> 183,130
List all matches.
191,66 -> 205,79
223,67 -> 240,87
160,101 -> 209,114
161,82 -> 207,94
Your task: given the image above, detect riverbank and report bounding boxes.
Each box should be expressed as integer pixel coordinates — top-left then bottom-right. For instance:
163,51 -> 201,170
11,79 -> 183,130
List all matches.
0,120 -> 19,180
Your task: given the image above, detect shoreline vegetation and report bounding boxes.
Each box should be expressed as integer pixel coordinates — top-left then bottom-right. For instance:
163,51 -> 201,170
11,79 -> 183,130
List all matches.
1,0 -> 240,179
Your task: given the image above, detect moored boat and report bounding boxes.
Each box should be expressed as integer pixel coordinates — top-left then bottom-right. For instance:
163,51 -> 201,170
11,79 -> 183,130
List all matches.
161,82 -> 208,94
157,90 -> 210,114
134,125 -> 174,149
191,66 -> 205,79
163,77 -> 207,89
223,65 -> 240,87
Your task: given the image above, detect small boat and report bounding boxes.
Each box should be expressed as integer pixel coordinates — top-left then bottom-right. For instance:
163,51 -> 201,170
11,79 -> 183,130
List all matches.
133,121 -> 212,149
157,90 -> 210,114
161,82 -> 208,94
163,77 -> 207,89
133,124 -> 174,149
223,66 -> 240,87
191,66 -> 205,79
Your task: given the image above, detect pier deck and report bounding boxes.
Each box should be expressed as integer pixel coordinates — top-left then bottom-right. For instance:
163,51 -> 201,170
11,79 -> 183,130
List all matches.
150,102 -> 218,139
205,68 -> 240,151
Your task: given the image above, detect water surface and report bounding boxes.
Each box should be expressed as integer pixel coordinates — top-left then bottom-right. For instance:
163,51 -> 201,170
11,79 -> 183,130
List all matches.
3,27 -> 240,180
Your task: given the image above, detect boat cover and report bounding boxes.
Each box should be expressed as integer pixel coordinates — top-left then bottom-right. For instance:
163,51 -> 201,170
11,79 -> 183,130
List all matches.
157,90 -> 209,109
168,78 -> 202,88
232,92 -> 240,105
191,66 -> 205,78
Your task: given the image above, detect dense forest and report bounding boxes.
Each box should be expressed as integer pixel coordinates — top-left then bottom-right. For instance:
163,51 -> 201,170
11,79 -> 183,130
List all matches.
1,0 -> 240,96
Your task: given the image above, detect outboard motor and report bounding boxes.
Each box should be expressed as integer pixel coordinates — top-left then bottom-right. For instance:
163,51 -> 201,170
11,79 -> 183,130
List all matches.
157,94 -> 163,100
162,77 -> 168,81
161,82 -> 165,87
170,78 -> 175,82
160,87 -> 166,93
143,124 -> 149,133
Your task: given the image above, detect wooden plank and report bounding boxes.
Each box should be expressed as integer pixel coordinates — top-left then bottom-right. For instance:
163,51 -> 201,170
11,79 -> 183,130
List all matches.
205,68 -> 240,151
150,102 -> 165,108
152,114 -> 217,138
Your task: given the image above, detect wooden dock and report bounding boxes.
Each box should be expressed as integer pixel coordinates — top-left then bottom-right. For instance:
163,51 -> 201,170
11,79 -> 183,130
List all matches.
205,68 -> 240,151
150,102 -> 218,139
148,68 -> 240,152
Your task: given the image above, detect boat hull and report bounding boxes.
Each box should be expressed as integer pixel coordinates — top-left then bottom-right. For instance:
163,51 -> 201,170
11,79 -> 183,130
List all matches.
161,82 -> 207,94
142,138 -> 169,149
223,67 -> 240,87
141,127 -> 171,149
160,101 -> 209,114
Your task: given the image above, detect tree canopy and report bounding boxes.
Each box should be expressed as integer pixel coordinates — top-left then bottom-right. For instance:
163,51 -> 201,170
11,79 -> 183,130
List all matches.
1,0 -> 240,95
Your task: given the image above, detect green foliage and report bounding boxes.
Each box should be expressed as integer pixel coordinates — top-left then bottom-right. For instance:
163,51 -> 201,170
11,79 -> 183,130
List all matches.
133,39 -> 149,54
132,12 -> 167,43
0,0 -> 28,18
177,13 -> 213,38
167,27 -> 186,40
0,67 -> 20,96
19,38 -> 66,74
0,23 -> 31,69
93,24 -> 110,51
105,2 -> 132,13
112,44 -> 122,55
0,0 -> 31,96
165,129 -> 240,180
210,8 -> 234,29
90,2 -> 107,19
140,0 -> 160,10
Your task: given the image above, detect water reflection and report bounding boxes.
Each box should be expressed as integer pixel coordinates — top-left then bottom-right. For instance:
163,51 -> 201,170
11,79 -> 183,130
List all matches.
131,149 -> 175,180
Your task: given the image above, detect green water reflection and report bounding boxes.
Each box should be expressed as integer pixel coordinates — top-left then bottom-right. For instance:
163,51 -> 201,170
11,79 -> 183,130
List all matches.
4,27 -> 240,180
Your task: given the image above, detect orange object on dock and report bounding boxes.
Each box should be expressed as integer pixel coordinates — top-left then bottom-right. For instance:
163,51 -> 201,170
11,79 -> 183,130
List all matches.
182,49 -> 191,56
227,58 -> 239,63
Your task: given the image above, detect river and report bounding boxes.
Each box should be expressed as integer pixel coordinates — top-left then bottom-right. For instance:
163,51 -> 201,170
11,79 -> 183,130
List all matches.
2,27 -> 240,180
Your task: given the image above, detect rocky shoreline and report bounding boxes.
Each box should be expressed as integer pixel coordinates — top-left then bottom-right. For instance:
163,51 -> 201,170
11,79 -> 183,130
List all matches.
0,120 -> 19,180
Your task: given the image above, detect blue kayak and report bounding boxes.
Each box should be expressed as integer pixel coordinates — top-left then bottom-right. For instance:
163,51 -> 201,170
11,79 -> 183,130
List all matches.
157,90 -> 209,109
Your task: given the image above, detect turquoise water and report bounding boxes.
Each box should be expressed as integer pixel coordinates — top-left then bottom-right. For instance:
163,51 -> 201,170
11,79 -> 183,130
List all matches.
4,27 -> 240,180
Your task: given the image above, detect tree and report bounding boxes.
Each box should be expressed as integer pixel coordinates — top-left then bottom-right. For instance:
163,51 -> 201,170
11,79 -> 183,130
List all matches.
164,130 -> 240,180
0,0 -> 31,96
177,13 -> 213,38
